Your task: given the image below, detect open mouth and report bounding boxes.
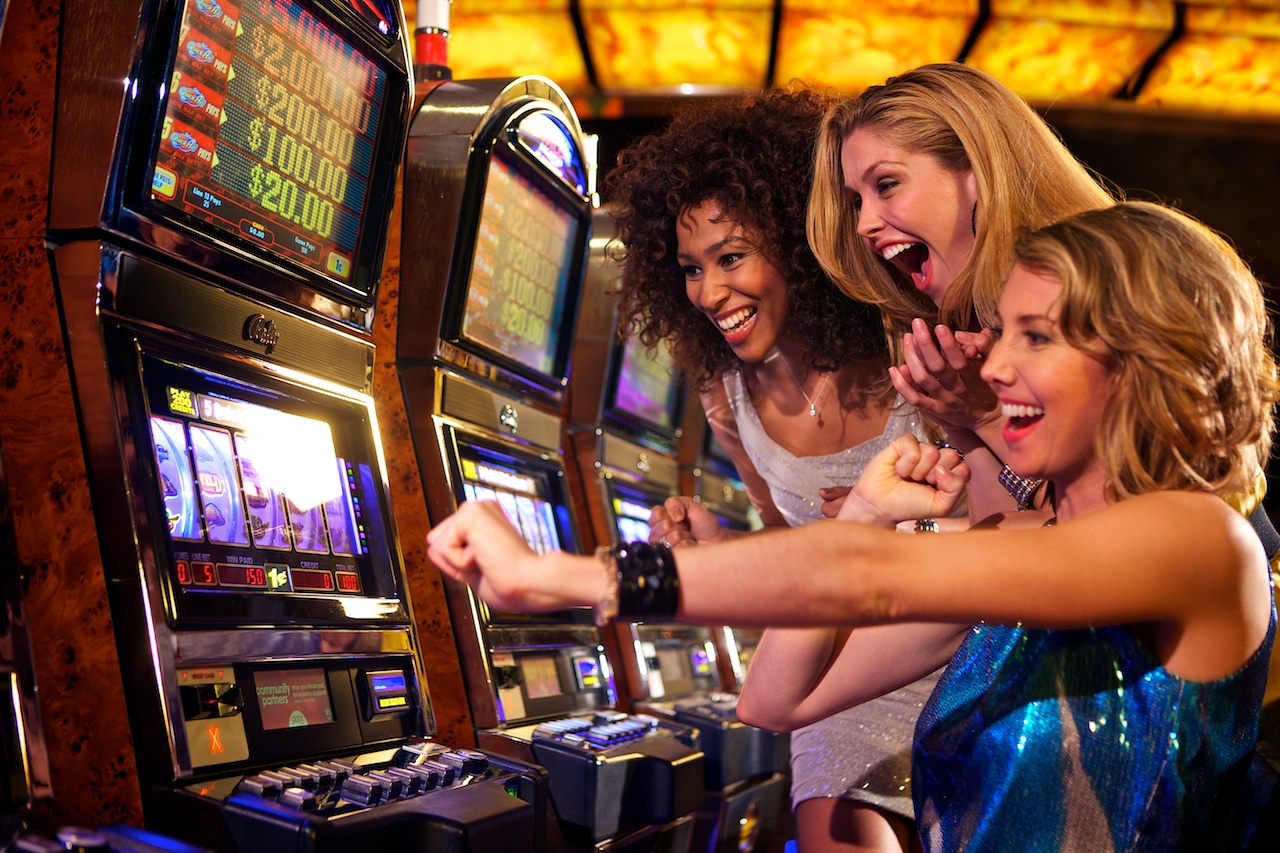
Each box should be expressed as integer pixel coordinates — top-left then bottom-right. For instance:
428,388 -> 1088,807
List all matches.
717,306 -> 757,336
1003,403 -> 1045,437
882,242 -> 931,291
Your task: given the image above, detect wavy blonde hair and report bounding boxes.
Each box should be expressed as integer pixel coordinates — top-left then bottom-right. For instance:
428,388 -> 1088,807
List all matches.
807,63 -> 1117,349
1016,201 -> 1278,500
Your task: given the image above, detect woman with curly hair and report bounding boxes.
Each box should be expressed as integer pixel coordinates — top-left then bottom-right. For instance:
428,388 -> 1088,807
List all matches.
606,87 -> 935,853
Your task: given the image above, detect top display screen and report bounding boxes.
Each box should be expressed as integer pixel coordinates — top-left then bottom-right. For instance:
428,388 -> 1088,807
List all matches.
610,335 -> 679,433
458,154 -> 579,380
147,0 -> 390,297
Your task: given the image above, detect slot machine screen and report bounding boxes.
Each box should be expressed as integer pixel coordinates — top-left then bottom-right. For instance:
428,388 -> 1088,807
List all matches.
447,433 -> 590,624
134,0 -> 407,305
519,656 -> 564,700
454,151 -> 583,385
254,667 -> 336,730
607,480 -> 665,546
137,347 -> 404,625
605,335 -> 681,438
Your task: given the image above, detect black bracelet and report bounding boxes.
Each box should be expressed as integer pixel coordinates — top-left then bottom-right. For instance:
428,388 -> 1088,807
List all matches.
613,541 -> 681,620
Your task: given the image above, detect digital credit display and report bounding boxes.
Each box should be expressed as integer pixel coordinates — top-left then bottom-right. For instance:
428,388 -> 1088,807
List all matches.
149,0 -> 388,290
612,335 -> 679,431
460,154 -> 577,377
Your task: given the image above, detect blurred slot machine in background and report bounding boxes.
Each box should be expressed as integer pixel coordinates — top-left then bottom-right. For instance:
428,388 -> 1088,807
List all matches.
41,0 -> 543,850
397,77 -> 705,852
567,209 -> 789,853
677,401 -> 766,691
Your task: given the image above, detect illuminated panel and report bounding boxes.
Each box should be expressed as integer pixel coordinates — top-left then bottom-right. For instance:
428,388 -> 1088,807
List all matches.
1137,5 -> 1280,115
776,0 -> 977,94
255,668 -> 335,730
460,155 -> 577,377
149,0 -> 389,290
612,336 -> 678,432
611,487 -> 654,545
443,0 -> 590,91
582,0 -> 773,89
520,655 -> 564,699
145,355 -> 378,606
460,457 -> 564,554
967,0 -> 1174,102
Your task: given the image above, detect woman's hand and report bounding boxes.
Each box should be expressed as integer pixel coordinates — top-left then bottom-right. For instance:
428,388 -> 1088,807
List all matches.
427,500 -> 591,612
819,486 -> 853,518
836,434 -> 969,526
649,496 -> 734,547
890,320 -> 1000,434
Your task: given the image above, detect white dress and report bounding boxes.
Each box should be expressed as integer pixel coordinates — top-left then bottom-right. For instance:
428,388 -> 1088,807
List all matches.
719,370 -> 942,821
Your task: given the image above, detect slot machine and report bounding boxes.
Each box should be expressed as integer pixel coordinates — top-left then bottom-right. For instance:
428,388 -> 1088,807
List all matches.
398,77 -> 705,851
567,210 -> 790,853
677,401 -> 766,692
42,0 -> 543,850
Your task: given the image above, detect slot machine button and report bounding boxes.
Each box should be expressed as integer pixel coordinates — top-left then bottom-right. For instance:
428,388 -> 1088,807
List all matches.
55,827 -> 110,852
295,762 -> 335,789
238,774 -> 282,798
384,766 -> 420,796
275,768 -> 316,790
393,740 -> 438,765
259,769 -> 293,790
418,759 -> 455,787
277,787 -> 318,811
592,710 -> 627,726
438,749 -> 489,775
404,764 -> 439,790
366,769 -> 402,801
316,760 -> 352,784
339,774 -> 382,807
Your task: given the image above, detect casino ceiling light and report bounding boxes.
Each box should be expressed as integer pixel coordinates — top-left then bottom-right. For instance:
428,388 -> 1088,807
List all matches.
400,0 -> 1280,118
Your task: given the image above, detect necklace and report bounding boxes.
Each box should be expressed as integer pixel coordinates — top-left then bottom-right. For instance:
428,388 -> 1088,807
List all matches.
781,359 -> 831,418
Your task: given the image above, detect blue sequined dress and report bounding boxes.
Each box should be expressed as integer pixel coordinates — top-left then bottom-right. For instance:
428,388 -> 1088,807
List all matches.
913,601 -> 1276,851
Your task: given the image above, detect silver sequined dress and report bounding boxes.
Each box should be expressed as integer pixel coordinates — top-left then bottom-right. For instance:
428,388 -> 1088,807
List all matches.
720,370 -> 942,820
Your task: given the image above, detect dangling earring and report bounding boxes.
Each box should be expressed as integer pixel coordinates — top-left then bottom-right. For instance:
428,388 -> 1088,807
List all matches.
971,202 -> 978,237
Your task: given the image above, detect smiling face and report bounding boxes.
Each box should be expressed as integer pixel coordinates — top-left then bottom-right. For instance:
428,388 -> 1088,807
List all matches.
676,200 -> 792,364
980,263 -> 1113,500
841,127 -> 979,308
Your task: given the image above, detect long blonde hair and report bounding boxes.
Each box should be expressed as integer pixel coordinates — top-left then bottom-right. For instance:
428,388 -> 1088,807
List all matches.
1018,201 -> 1278,501
808,63 -> 1117,345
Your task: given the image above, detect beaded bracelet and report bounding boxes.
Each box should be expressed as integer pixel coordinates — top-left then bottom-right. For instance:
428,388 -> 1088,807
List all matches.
593,546 -> 620,627
998,465 -> 1044,510
609,541 -> 681,621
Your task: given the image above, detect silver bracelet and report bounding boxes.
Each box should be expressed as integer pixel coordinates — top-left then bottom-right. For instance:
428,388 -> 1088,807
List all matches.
998,465 -> 1044,510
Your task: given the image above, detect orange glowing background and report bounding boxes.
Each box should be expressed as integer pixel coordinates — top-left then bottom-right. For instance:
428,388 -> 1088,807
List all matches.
775,1 -> 978,92
399,0 -> 1280,116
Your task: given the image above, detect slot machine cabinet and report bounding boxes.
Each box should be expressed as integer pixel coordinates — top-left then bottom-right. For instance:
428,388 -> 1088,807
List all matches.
397,77 -> 705,851
39,0 -> 544,850
0,445 -> 52,831
677,399 -> 765,694
567,211 -> 789,853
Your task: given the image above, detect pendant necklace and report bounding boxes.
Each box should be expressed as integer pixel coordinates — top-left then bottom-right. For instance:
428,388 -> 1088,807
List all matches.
782,359 -> 831,418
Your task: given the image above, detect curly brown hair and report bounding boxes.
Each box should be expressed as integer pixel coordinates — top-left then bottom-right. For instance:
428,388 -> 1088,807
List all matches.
605,87 -> 889,389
